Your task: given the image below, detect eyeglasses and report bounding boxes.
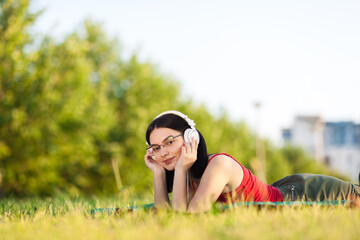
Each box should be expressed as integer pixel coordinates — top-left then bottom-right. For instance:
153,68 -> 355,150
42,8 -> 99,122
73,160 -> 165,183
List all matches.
147,134 -> 182,154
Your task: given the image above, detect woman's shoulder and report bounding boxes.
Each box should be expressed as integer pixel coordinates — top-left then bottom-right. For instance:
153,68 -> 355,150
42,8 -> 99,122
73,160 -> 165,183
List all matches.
205,153 -> 244,191
208,153 -> 237,161
207,153 -> 242,168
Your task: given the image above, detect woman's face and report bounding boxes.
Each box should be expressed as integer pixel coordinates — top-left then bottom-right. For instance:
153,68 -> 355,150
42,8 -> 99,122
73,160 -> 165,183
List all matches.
149,127 -> 184,171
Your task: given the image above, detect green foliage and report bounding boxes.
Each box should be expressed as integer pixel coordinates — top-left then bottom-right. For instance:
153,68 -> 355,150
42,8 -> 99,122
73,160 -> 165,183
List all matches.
280,145 -> 349,181
0,0 -> 346,198
264,141 -> 292,184
0,1 -> 117,196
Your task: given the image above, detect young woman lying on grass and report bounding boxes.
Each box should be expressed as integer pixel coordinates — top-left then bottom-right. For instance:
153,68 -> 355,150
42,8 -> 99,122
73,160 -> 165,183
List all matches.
144,111 -> 360,213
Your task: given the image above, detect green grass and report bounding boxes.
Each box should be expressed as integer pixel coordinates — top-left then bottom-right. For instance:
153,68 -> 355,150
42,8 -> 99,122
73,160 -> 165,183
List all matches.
0,197 -> 359,240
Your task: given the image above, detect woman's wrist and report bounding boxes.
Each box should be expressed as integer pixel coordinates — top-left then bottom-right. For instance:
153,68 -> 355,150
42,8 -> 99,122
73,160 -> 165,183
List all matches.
175,164 -> 189,175
152,167 -> 166,176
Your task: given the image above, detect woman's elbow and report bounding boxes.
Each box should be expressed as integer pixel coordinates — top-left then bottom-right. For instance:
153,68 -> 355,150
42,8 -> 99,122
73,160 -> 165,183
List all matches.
187,199 -> 212,213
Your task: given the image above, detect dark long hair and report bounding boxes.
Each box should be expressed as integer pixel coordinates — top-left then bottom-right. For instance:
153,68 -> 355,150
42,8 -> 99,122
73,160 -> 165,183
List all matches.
146,113 -> 208,193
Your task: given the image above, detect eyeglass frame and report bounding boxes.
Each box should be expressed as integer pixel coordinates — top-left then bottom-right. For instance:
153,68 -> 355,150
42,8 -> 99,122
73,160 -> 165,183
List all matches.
146,134 -> 183,154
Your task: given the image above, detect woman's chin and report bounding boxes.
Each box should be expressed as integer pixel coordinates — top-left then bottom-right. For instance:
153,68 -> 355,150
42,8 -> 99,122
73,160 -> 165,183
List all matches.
163,162 -> 177,171
164,165 -> 176,171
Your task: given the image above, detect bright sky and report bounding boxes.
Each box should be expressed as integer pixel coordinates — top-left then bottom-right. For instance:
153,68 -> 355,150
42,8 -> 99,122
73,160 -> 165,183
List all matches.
31,0 -> 360,143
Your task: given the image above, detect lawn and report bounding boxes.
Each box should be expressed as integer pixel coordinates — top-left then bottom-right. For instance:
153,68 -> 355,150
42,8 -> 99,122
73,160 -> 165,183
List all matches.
0,197 -> 359,240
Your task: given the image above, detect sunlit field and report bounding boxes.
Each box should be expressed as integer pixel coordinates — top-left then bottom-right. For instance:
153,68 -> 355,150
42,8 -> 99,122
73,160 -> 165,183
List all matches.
1,197 -> 359,240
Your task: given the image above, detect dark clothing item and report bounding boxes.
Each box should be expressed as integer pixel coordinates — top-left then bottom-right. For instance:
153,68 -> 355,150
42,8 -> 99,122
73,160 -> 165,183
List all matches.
271,173 -> 360,201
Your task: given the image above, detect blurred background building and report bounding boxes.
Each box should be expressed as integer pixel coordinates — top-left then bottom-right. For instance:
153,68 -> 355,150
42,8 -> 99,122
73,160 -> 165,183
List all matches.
282,116 -> 360,182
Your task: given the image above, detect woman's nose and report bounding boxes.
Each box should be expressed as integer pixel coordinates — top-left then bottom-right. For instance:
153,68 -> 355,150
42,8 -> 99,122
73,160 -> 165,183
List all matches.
160,147 -> 169,157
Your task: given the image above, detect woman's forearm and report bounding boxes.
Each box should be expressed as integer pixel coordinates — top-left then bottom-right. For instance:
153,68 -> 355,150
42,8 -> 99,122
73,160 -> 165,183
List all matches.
153,170 -> 170,209
171,168 -> 188,212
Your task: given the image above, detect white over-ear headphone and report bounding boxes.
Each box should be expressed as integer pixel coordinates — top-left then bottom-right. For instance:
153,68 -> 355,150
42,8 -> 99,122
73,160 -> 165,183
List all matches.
152,110 -> 200,144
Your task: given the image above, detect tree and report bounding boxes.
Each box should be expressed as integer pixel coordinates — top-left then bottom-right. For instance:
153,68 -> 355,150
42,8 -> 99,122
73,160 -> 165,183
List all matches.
0,1 -> 116,196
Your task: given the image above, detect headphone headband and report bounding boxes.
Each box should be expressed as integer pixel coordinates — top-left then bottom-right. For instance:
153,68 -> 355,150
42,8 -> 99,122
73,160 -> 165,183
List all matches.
147,110 -> 199,146
153,110 -> 196,129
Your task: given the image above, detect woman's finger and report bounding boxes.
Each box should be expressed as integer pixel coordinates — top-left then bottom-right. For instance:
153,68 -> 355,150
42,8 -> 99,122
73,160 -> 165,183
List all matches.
185,140 -> 191,150
189,138 -> 197,156
181,145 -> 186,155
191,138 -> 196,152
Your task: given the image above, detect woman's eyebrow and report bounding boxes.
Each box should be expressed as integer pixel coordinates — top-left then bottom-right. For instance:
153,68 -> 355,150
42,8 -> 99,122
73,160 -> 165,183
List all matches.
150,135 -> 174,147
162,135 -> 174,142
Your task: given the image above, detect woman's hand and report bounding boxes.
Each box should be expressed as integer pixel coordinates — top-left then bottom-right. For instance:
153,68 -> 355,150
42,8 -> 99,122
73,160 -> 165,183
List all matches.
175,138 -> 198,173
144,148 -> 165,174
145,149 -> 170,209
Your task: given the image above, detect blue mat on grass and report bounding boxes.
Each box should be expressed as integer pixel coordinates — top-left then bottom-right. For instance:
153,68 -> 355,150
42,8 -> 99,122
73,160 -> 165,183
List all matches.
90,200 -> 353,215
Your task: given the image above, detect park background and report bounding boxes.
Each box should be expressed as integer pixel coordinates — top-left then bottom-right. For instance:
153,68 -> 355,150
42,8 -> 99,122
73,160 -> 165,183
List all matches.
0,0 -> 358,199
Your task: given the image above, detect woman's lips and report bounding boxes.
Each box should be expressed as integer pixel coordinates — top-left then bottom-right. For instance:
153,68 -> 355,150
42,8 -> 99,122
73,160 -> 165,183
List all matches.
163,157 -> 174,165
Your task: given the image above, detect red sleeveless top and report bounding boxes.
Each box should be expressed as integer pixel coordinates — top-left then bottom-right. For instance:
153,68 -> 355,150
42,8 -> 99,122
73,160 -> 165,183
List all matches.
197,153 -> 284,203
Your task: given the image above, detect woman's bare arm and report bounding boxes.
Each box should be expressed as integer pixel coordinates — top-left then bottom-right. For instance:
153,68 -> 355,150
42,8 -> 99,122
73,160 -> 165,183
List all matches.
153,169 -> 170,209
171,139 -> 198,211
187,155 -> 244,213
144,149 -> 170,209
